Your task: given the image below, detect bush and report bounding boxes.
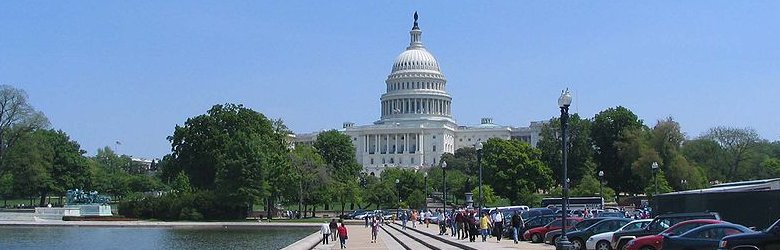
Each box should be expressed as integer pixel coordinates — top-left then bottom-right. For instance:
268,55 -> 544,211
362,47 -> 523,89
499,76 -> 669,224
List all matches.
118,190 -> 246,221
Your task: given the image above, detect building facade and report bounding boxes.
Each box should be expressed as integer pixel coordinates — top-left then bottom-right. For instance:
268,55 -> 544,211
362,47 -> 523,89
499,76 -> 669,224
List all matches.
295,14 -> 544,175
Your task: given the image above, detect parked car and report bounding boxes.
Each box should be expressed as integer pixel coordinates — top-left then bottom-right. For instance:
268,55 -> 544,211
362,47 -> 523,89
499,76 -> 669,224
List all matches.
522,207 -> 557,220
611,212 -> 721,250
345,210 -> 366,219
513,214 -> 559,240
662,223 -> 753,250
525,217 -> 584,243
597,212 -> 627,218
587,219 -> 653,250
354,212 -> 374,220
625,219 -> 723,250
566,218 -> 633,250
546,218 -> 609,245
718,217 -> 780,250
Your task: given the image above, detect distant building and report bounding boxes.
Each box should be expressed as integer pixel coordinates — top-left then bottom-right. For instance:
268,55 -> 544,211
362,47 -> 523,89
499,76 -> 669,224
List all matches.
130,158 -> 158,174
295,14 -> 545,175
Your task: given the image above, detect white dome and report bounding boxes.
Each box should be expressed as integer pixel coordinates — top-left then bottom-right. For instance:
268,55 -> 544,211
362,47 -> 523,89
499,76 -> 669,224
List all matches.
391,48 -> 441,72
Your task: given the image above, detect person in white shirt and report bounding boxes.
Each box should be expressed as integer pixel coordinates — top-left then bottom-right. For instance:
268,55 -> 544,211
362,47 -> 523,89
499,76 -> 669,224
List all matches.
491,210 -> 504,242
320,221 -> 331,245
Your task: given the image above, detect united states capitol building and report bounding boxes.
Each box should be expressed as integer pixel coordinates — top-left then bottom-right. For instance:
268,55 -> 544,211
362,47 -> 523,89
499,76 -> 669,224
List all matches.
295,14 -> 544,175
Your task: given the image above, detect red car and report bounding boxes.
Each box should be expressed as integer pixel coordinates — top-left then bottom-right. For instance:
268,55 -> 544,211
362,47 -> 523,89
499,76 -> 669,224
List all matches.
625,219 -> 722,250
524,217 -> 583,243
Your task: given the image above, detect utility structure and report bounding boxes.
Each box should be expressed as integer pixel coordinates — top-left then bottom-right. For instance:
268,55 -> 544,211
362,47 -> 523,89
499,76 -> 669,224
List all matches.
556,88 -> 573,250
476,142 -> 484,211
442,161 -> 447,215
652,162 -> 659,195
395,178 -> 401,205
424,172 -> 428,210
598,170 -> 605,208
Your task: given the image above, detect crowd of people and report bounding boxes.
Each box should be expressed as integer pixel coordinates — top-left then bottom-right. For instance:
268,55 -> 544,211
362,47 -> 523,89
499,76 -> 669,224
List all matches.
320,218 -> 349,248
320,207 -> 536,248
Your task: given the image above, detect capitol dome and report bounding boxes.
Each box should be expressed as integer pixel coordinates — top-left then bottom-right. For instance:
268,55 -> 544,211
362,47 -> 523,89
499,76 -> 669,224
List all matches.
379,12 -> 453,124
392,48 -> 441,72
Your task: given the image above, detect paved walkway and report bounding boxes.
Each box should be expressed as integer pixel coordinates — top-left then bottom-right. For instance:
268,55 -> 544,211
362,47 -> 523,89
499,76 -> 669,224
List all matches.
309,221 -> 556,250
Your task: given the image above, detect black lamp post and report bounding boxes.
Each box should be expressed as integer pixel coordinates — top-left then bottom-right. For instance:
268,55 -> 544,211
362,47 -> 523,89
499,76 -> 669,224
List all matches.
424,172 -> 428,210
651,162 -> 659,196
598,170 -> 605,208
442,161 -> 447,215
557,88 -> 573,250
395,178 -> 401,206
476,142 -> 484,211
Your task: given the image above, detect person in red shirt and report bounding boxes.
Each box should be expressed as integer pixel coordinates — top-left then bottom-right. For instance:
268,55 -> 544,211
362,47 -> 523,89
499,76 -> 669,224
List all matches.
337,222 -> 348,249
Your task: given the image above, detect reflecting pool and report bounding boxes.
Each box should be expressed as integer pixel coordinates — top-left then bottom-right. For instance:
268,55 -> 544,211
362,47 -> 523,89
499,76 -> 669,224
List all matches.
0,227 -> 315,250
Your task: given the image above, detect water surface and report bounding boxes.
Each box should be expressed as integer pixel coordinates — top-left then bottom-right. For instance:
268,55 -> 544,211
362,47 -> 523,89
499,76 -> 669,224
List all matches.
0,227 -> 315,250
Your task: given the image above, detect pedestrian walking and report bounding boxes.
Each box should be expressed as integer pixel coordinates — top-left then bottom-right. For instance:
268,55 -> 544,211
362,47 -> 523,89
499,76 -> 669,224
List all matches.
329,219 -> 339,242
511,211 -> 524,244
479,213 -> 492,242
461,210 -> 470,240
337,222 -> 348,249
468,211 -> 478,242
411,210 -> 418,228
320,221 -> 331,245
492,209 -> 504,242
401,210 -> 408,230
365,214 -> 370,227
438,210 -> 447,235
455,210 -> 464,239
425,210 -> 431,228
370,217 -> 379,243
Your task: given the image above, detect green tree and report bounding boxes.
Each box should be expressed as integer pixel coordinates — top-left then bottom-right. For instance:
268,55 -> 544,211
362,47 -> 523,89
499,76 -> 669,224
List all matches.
570,173 -> 616,202
172,171 -> 192,193
538,113 -> 596,185
0,173 -> 12,206
591,106 -> 643,194
313,130 -> 361,214
701,126 -> 761,181
481,138 -> 553,205
470,184 -> 498,205
644,169 -> 673,198
682,139 -> 727,183
616,127 -> 659,194
166,103 -> 289,216
5,129 -> 90,206
289,145 -> 328,214
0,85 -> 50,175
650,118 -> 707,190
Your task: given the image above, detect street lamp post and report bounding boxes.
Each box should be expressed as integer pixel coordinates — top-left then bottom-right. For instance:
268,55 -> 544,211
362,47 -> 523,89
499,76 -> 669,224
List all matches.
424,172 -> 428,210
442,161 -> 447,215
395,178 -> 401,206
476,142 -> 484,211
651,162 -> 659,196
598,170 -> 605,208
557,88 -> 573,250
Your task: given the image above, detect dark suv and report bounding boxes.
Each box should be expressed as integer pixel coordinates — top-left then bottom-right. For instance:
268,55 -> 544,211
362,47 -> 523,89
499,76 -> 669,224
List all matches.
611,212 -> 721,250
718,217 -> 780,250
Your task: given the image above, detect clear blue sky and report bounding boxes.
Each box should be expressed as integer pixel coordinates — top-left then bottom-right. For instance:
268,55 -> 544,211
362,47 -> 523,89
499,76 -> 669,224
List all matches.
2,1 -> 778,159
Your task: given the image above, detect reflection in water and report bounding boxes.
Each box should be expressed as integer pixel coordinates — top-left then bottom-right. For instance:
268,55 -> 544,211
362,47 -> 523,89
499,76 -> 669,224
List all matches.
0,227 -> 315,250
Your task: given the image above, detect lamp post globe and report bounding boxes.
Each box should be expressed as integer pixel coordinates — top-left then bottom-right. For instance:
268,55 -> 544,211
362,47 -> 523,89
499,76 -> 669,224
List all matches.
475,141 -> 484,211
651,162 -> 659,195
556,88 -> 573,250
